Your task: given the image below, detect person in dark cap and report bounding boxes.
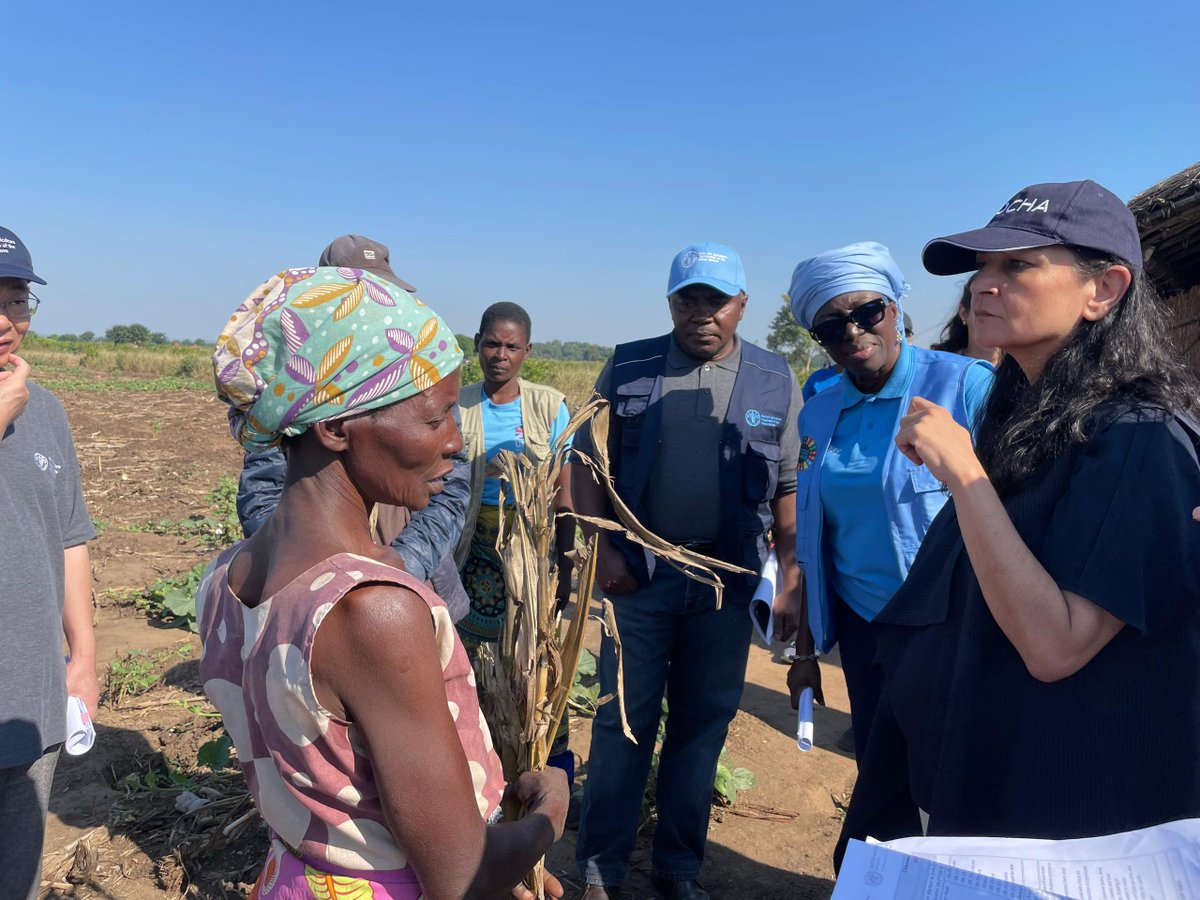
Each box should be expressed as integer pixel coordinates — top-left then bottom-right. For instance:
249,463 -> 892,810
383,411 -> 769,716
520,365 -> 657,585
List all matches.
235,235 -> 471,612
838,180 -> 1200,861
0,227 -> 98,899
318,234 -> 419,293
571,242 -> 803,900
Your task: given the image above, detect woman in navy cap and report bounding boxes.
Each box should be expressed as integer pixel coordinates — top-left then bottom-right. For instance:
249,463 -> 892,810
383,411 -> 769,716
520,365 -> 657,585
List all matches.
838,180 -> 1200,858
779,243 -> 994,764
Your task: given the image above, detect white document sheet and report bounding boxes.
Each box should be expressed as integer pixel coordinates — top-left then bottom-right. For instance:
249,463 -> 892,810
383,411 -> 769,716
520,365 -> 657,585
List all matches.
796,686 -> 814,752
65,695 -> 95,756
835,841 -> 1068,899
748,549 -> 778,644
834,819 -> 1200,899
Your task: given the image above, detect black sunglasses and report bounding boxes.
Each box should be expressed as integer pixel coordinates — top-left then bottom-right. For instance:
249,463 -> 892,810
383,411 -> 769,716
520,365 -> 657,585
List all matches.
808,298 -> 892,346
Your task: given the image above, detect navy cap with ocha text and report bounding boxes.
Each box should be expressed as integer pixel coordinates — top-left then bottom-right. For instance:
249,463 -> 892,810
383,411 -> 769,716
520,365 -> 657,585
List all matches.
923,180 -> 1143,276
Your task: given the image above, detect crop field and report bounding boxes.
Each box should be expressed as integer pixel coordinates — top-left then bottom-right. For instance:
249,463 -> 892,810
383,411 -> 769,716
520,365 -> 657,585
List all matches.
33,343 -> 856,900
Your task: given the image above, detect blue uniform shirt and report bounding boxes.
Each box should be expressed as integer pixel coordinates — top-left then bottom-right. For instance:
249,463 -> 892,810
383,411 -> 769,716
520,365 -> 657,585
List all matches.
480,395 -> 571,506
802,364 -> 842,401
820,342 -> 992,620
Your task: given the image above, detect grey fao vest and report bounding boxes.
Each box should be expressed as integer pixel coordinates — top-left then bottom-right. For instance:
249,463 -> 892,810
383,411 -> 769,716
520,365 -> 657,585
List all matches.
606,334 -> 793,597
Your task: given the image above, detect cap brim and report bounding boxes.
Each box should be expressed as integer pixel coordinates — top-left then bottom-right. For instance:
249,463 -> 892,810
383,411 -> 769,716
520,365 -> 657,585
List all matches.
361,266 -> 417,294
0,264 -> 47,285
667,276 -> 743,297
922,226 -> 1060,276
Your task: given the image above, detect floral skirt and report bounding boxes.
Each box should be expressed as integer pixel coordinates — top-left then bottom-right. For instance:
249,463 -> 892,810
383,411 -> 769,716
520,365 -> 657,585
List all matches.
456,505 -> 510,651
250,838 -> 422,900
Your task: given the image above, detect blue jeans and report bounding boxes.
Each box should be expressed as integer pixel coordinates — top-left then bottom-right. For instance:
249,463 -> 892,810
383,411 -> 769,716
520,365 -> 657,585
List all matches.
577,565 -> 753,886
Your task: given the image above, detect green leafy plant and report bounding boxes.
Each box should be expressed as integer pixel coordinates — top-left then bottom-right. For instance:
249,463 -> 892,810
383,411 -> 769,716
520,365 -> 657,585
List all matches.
105,650 -> 162,706
103,646 -> 189,706
197,733 -> 234,771
713,750 -> 757,806
567,648 -> 601,716
120,758 -> 198,796
139,563 -> 208,632
134,476 -> 239,550
636,697 -> 757,828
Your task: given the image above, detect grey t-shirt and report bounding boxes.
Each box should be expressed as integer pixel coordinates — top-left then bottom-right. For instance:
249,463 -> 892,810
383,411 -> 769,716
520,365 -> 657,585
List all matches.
0,382 -> 94,767
587,336 -> 802,542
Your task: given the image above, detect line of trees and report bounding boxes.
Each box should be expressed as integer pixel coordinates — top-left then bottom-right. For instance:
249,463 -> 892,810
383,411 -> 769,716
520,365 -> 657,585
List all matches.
36,324 -> 210,346
41,306 -> 816,365
453,335 -> 613,361
532,340 -> 613,361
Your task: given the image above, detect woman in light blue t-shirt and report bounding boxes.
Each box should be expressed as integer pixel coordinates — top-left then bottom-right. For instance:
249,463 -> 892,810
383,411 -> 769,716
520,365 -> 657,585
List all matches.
455,302 -> 576,781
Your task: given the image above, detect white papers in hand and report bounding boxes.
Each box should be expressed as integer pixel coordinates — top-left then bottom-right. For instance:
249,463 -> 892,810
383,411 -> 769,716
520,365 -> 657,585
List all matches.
834,841 -> 1069,899
834,818 -> 1200,899
748,550 -> 779,644
65,695 -> 95,756
797,687 -> 814,752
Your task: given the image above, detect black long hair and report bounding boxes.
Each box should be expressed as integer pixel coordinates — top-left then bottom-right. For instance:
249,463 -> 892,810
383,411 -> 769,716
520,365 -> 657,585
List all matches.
931,276 -> 974,354
975,247 -> 1200,497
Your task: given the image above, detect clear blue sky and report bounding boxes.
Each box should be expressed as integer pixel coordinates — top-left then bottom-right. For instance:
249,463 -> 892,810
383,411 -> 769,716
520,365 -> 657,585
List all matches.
7,1 -> 1198,349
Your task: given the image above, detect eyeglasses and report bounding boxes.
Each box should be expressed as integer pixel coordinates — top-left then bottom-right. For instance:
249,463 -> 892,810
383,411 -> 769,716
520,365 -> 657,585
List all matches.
808,298 -> 891,346
0,292 -> 40,321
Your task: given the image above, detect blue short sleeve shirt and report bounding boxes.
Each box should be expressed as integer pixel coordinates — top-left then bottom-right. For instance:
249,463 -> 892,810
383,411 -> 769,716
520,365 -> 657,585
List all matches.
480,396 -> 572,506
820,343 -> 989,620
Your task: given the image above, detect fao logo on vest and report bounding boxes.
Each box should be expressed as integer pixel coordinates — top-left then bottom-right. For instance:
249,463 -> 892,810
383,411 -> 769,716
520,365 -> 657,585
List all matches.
745,409 -> 782,428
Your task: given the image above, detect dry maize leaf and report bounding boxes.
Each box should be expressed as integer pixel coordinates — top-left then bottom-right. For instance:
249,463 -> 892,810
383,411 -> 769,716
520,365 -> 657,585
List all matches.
595,598 -> 636,744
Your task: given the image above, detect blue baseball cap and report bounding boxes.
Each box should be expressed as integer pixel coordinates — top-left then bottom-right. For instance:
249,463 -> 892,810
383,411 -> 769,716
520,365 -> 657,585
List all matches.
923,180 -> 1143,276
0,227 -> 47,284
667,241 -> 746,297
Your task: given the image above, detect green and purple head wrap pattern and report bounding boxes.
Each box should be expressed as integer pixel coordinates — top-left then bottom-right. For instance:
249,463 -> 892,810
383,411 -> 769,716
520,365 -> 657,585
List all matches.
213,266 -> 463,452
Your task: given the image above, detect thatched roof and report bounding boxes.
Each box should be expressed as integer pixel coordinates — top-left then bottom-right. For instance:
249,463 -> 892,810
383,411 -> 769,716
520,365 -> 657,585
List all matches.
1129,161 -> 1200,295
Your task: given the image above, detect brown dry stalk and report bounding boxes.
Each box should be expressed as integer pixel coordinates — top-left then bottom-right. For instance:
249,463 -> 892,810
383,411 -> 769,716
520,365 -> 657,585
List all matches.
567,397 -> 751,610
476,397 -> 752,898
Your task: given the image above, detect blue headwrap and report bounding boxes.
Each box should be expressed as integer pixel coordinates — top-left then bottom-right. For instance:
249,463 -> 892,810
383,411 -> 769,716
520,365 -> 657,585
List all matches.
787,242 -> 910,337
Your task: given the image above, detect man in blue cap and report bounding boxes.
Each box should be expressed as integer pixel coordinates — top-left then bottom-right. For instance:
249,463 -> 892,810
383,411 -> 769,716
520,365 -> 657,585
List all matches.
0,227 -> 97,899
571,242 -> 804,900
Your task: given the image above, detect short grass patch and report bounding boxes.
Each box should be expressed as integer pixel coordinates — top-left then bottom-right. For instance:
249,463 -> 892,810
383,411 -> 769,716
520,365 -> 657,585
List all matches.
104,645 -> 192,707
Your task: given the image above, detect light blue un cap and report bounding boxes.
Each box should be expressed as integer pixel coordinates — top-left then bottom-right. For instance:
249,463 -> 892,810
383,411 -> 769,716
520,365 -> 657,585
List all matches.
667,241 -> 746,297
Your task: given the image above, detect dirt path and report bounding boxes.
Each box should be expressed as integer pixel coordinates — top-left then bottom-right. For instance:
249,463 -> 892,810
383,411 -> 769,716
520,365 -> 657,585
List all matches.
39,387 -> 856,899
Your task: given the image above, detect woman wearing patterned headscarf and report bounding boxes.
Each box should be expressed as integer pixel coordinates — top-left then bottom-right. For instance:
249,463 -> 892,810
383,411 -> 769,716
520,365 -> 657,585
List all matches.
199,267 -> 567,899
773,243 -> 994,764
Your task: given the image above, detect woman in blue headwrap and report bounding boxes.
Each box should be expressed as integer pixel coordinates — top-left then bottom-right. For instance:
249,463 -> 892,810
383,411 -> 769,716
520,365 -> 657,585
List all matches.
773,242 -> 994,762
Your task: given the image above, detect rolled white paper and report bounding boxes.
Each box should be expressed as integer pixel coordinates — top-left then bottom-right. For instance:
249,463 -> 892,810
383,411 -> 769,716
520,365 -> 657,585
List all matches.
65,695 -> 96,757
796,687 -> 814,752
748,550 -> 779,644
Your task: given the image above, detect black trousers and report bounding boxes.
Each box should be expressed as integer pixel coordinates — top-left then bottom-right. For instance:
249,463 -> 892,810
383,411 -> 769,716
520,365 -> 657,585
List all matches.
834,597 -> 882,765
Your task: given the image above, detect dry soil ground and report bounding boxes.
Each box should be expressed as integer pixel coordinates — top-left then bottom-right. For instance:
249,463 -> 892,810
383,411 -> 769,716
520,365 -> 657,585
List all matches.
38,385 -> 858,899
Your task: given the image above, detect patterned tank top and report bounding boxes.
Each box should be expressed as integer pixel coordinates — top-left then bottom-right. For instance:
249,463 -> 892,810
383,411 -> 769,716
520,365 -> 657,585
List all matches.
197,547 -> 506,872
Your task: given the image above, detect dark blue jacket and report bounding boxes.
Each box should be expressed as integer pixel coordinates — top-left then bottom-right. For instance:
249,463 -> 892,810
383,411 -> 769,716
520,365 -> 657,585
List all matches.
605,335 -> 793,597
